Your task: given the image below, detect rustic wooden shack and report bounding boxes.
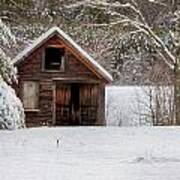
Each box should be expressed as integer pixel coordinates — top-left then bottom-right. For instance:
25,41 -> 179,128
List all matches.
13,27 -> 112,127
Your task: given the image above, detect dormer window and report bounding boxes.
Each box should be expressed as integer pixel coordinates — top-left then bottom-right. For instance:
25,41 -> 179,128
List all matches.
44,47 -> 65,71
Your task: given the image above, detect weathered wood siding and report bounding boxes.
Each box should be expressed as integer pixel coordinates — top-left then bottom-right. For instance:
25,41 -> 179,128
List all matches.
16,35 -> 106,127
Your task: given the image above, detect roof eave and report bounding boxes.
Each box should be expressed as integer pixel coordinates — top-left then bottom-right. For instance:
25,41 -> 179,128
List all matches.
13,26 -> 113,83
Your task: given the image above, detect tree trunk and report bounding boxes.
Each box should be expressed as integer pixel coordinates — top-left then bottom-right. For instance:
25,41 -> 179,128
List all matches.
172,0 -> 178,12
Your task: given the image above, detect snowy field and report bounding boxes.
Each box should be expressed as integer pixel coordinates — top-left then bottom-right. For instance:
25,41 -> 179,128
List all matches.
106,86 -> 149,126
105,86 -> 173,126
1,127 -> 180,180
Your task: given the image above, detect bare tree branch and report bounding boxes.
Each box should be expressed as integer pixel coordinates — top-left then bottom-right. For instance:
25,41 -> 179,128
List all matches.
88,1 -> 178,69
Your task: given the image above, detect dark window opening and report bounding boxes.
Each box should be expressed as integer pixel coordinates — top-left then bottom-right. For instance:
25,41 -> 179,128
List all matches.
44,47 -> 65,70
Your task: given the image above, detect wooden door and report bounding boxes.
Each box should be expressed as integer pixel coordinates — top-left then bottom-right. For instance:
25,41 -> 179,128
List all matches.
56,83 -> 99,126
80,84 -> 98,125
56,85 -> 71,125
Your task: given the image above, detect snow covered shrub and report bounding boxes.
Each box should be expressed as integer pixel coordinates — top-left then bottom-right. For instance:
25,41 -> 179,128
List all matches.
0,19 -> 25,130
0,79 -> 25,130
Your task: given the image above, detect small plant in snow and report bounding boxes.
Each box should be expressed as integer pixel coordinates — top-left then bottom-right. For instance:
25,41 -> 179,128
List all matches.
56,139 -> 60,148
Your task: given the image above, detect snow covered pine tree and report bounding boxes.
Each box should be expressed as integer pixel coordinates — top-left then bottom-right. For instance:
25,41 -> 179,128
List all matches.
0,19 -> 25,130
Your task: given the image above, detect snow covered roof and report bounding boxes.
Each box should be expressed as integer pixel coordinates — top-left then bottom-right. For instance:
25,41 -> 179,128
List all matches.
13,26 -> 113,82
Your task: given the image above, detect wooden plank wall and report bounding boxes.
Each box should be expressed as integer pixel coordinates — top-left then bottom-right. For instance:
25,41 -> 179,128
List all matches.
16,35 -> 106,127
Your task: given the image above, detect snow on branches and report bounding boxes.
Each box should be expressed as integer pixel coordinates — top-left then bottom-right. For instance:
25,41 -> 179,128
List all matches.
0,49 -> 17,84
0,19 -> 17,83
0,19 -> 16,46
87,0 -> 179,70
0,19 -> 25,130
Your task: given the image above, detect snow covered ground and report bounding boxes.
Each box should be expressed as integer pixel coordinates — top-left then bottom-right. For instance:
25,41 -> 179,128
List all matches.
1,127 -> 180,180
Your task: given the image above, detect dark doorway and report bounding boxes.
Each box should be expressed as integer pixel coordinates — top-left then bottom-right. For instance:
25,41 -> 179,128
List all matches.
70,84 -> 80,125
55,83 -> 98,126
